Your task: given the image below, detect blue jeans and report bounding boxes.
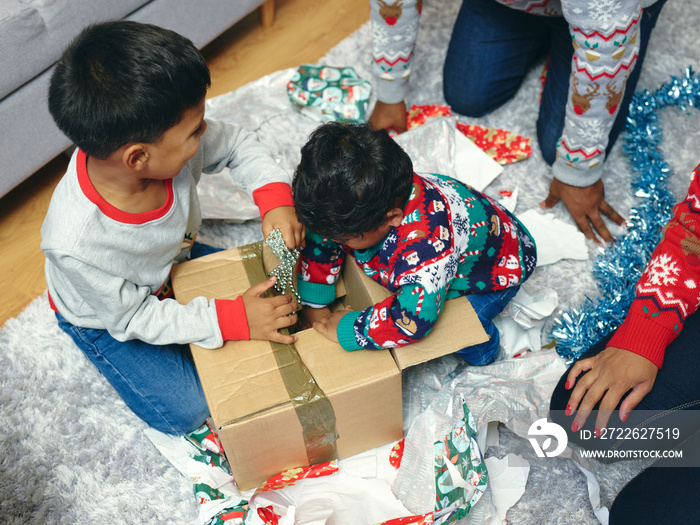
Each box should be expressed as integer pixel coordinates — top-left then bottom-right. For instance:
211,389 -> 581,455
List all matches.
443,0 -> 668,165
55,242 -> 220,435
456,286 -> 519,365
609,430 -> 700,524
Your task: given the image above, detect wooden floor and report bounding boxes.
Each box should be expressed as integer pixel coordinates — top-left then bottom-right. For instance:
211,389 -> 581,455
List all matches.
0,0 -> 369,327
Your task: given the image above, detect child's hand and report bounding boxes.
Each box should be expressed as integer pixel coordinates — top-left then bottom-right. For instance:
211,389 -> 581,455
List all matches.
313,306 -> 353,343
263,206 -> 304,249
298,305 -> 332,331
368,101 -> 408,134
241,277 -> 299,344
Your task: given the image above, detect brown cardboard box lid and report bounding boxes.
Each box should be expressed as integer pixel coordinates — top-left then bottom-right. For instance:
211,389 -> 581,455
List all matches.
340,256 -> 488,369
171,246 -> 487,423
170,247 -> 392,428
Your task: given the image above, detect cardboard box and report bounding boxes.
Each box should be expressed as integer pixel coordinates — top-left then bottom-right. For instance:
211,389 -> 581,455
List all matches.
171,242 -> 487,490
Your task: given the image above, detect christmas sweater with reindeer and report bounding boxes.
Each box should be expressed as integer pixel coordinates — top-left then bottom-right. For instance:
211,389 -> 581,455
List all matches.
370,0 -> 658,187
608,164 -> 700,369
297,172 -> 537,351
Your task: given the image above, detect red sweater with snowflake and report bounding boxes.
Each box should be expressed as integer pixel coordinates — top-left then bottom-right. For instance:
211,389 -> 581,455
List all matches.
608,164 -> 700,368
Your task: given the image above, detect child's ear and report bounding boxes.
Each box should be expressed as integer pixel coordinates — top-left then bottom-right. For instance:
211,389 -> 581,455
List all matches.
386,207 -> 404,227
122,144 -> 149,171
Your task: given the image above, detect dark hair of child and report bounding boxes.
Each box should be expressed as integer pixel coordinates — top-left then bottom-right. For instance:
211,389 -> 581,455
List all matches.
48,21 -> 211,159
293,122 -> 414,241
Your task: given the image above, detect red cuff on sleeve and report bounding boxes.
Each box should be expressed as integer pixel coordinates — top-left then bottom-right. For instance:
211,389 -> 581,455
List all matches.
48,293 -> 58,312
215,297 -> 250,341
607,313 -> 678,369
252,182 -> 294,220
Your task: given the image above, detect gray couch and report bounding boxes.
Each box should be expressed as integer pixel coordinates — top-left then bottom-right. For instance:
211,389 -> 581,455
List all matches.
0,0 -> 270,198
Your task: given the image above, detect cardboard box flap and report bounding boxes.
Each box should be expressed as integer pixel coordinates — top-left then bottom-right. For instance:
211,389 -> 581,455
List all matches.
171,250 -> 252,302
391,296 -> 487,369
293,328 -> 399,395
171,248 -> 292,427
186,339 -> 293,428
341,257 -> 488,370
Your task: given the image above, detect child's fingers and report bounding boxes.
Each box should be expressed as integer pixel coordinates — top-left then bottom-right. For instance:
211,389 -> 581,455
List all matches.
245,277 -> 278,297
268,331 -> 297,345
312,319 -> 329,338
274,301 -> 298,318
275,312 -> 298,330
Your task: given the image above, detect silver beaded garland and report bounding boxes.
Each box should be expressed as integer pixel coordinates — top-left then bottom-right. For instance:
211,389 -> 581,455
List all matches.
265,228 -> 302,304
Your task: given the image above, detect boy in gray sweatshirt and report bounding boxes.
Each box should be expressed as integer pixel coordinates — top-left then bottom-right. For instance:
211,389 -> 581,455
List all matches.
41,21 -> 302,434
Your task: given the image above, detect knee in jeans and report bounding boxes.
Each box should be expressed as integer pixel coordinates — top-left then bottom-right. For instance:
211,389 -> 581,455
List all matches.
444,83 -> 497,118
154,406 -> 208,436
536,124 -> 558,166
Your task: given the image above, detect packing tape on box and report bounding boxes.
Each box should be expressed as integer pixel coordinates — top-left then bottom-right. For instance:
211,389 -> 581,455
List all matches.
241,241 -> 339,465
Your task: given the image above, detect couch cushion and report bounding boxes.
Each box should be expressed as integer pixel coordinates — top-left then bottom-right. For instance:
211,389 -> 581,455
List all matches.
0,0 -> 149,100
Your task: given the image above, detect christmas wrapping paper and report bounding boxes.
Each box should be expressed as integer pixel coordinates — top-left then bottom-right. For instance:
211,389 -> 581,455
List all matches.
287,65 -> 371,122
406,104 -> 532,166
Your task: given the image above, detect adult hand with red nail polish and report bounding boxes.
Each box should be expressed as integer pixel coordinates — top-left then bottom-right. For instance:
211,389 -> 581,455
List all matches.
565,346 -> 659,433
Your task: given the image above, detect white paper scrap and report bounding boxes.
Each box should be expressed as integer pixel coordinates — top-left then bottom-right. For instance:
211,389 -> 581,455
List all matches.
247,471 -> 413,525
575,463 -> 610,525
484,454 -> 530,525
494,286 -> 559,357
453,128 -> 504,192
517,209 -> 589,266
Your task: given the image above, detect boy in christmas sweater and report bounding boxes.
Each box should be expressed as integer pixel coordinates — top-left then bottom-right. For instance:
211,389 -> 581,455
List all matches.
293,123 -> 536,364
41,21 -> 302,435
369,0 -> 667,243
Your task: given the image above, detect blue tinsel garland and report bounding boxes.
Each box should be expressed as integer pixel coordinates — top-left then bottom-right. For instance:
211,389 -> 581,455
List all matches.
551,68 -> 700,362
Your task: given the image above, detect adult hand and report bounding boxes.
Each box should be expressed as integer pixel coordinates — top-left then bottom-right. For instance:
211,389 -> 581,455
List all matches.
313,306 -> 353,343
241,277 -> 298,344
368,101 -> 408,134
262,206 -> 305,250
565,346 -> 658,435
541,178 -> 625,244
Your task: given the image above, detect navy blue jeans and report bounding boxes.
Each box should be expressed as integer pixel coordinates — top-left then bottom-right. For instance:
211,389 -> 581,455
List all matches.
443,0 -> 668,165
457,286 -> 519,365
55,242 -> 221,435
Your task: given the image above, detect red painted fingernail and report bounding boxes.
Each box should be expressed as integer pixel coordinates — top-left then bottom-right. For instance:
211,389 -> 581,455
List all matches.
595,427 -> 600,438
621,412 -> 628,422
565,381 -> 571,390
571,421 -> 579,432
565,405 -> 573,416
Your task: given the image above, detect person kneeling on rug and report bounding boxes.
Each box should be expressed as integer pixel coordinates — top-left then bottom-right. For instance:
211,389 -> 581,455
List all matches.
367,0 -> 668,244
292,122 -> 537,363
41,21 -> 303,435
550,164 -> 700,523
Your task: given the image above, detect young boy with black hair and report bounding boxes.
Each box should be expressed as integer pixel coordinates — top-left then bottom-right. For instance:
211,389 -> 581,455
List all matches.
293,122 -> 536,364
41,21 -> 303,435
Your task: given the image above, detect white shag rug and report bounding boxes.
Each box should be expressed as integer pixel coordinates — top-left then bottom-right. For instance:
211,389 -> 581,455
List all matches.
1,1 -> 698,523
